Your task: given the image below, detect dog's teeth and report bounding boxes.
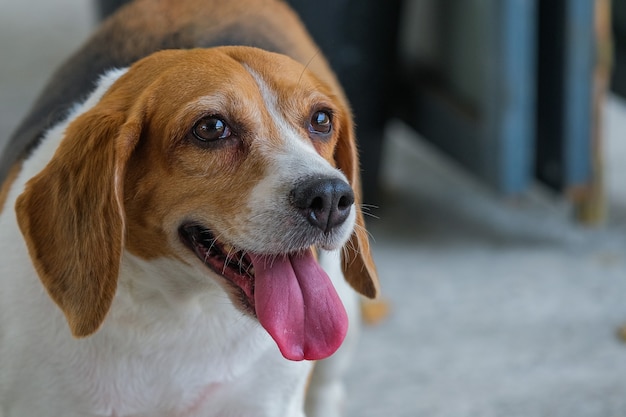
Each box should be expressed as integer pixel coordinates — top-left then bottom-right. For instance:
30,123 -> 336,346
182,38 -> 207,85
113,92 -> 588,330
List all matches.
248,266 -> 255,276
222,243 -> 234,253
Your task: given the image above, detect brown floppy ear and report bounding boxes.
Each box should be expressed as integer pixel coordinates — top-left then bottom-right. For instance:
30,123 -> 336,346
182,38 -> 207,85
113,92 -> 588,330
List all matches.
334,113 -> 380,299
15,109 -> 140,337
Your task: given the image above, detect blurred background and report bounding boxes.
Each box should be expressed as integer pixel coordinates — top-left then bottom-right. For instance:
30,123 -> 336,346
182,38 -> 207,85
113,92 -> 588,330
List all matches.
1,0 -> 626,416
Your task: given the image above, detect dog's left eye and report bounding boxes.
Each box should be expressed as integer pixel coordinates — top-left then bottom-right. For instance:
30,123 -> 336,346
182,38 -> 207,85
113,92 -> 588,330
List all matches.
192,116 -> 232,143
309,110 -> 332,135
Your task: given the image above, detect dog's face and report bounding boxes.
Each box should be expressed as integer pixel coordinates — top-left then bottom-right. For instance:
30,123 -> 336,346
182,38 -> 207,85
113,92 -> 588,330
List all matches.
15,47 -> 378,360
122,48 -> 355,259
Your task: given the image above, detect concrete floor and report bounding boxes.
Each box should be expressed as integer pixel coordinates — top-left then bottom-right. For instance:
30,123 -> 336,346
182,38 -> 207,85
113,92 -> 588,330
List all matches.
348,112 -> 626,416
2,1 -> 626,416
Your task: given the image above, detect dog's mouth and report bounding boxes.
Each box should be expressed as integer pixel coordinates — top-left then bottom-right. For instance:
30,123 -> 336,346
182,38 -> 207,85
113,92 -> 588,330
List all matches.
179,224 -> 256,311
178,223 -> 348,361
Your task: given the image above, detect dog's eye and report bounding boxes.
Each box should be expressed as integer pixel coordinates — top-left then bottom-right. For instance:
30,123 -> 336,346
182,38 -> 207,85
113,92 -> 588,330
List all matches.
192,116 -> 231,143
309,110 -> 332,135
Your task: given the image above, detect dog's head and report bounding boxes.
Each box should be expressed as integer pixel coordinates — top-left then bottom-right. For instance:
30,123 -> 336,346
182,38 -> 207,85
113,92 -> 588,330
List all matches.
15,47 -> 378,360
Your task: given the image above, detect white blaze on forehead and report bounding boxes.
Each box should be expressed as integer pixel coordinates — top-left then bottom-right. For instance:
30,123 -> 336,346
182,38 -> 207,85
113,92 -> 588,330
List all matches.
242,64 -> 338,175
232,65 -> 353,254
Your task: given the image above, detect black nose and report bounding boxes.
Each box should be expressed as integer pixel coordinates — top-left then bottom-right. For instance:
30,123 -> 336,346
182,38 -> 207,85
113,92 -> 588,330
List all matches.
291,177 -> 355,233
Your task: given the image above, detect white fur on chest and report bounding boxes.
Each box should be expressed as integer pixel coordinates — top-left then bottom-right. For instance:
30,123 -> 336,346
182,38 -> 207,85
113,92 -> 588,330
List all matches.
0,69 -> 315,417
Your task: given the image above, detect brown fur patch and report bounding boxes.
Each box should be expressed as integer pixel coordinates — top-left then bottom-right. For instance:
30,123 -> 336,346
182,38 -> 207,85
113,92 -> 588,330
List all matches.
16,110 -> 132,337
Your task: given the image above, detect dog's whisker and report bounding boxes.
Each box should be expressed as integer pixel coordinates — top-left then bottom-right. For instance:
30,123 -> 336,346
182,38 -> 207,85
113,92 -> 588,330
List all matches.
359,203 -> 380,211
360,210 -> 380,220
343,237 -> 358,258
358,203 -> 380,220
352,221 -> 376,242
298,49 -> 321,86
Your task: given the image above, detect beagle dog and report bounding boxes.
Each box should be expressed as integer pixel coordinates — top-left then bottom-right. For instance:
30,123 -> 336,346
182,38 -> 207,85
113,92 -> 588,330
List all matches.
0,0 -> 378,416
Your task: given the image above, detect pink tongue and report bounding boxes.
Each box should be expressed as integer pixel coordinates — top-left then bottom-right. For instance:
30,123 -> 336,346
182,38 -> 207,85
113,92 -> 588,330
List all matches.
250,249 -> 348,361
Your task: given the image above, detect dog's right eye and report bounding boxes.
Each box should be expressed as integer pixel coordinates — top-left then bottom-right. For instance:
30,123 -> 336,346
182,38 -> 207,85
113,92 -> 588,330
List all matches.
309,110 -> 332,135
192,116 -> 232,144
